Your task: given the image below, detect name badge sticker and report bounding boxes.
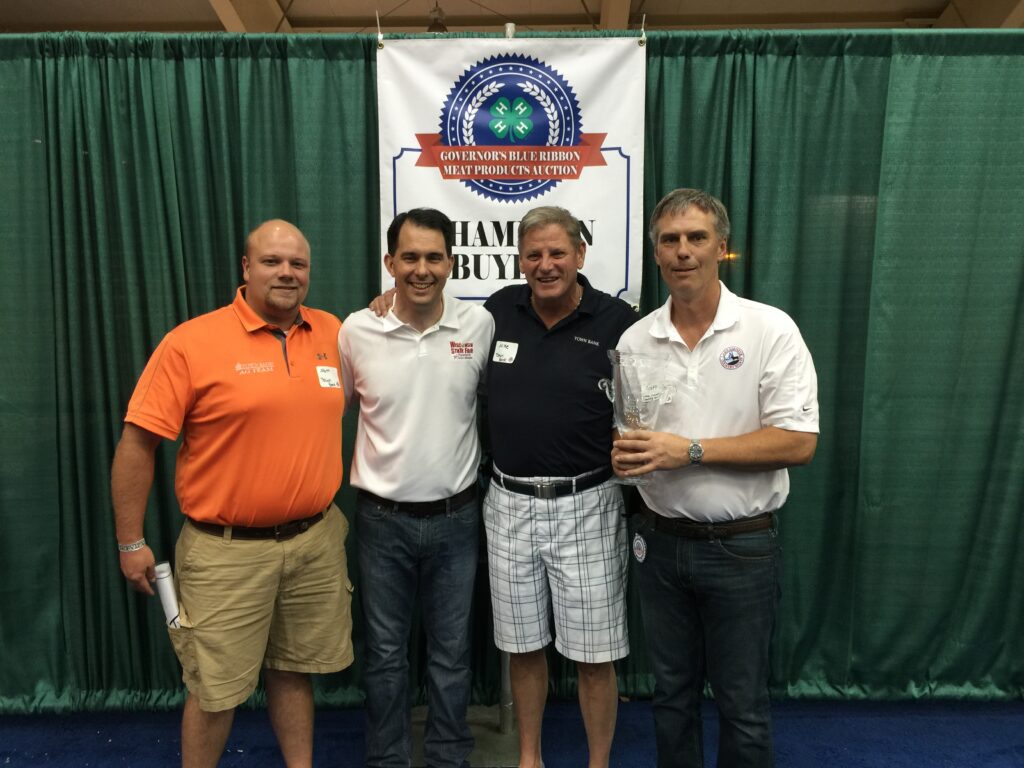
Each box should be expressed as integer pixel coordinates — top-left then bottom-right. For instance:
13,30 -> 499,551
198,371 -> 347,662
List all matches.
316,366 -> 341,388
492,341 -> 518,364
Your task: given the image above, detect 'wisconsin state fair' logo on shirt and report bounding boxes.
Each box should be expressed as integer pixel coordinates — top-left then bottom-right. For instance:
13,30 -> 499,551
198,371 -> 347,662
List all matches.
450,341 -> 475,359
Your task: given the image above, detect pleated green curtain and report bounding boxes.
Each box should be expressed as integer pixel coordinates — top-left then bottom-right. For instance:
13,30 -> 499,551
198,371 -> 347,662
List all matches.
0,30 -> 1022,713
0,33 -> 382,710
851,36 -> 1024,697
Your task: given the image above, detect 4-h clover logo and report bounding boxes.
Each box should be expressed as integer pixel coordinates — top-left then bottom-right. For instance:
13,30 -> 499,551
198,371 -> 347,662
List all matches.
489,97 -> 533,142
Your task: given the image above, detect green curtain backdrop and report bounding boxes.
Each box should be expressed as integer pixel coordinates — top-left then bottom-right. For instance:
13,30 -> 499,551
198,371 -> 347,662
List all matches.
0,30 -> 1021,712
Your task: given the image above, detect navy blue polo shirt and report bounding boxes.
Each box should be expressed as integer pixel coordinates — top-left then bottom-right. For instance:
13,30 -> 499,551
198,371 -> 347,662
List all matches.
484,274 -> 638,477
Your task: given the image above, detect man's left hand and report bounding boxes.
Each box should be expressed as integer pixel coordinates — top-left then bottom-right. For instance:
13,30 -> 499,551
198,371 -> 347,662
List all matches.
612,430 -> 690,478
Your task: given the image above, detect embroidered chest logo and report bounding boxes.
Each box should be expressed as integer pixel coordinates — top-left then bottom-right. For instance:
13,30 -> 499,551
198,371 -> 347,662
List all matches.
235,361 -> 275,375
450,341 -> 474,359
719,347 -> 745,370
315,352 -> 329,360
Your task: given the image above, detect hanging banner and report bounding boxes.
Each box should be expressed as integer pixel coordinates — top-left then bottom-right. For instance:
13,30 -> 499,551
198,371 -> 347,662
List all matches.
377,37 -> 646,306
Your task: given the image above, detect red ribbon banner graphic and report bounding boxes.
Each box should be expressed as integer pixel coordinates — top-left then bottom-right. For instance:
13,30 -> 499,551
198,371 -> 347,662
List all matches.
415,134 -> 607,180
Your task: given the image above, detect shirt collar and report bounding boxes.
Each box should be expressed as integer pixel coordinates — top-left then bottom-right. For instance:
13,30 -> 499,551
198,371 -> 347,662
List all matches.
648,281 -> 739,341
232,286 -> 311,334
575,274 -> 597,316
709,281 -> 740,332
382,293 -> 460,333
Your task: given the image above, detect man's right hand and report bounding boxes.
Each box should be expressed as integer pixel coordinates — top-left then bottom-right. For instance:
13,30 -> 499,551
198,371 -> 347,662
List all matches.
112,423 -> 163,596
368,288 -> 396,317
120,546 -> 157,596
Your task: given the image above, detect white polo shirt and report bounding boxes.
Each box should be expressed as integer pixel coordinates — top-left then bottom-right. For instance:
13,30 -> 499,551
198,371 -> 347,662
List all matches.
338,295 -> 494,502
616,282 -> 818,522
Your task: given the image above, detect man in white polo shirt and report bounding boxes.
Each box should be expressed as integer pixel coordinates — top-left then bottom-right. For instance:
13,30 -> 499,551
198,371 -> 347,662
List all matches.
338,208 -> 494,768
612,189 -> 819,768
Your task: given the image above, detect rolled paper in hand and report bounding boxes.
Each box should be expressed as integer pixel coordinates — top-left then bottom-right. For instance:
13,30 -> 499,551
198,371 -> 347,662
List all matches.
154,562 -> 181,628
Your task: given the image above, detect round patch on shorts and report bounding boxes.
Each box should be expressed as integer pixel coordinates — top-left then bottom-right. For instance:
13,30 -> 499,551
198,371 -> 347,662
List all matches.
632,532 -> 647,563
719,346 -> 745,369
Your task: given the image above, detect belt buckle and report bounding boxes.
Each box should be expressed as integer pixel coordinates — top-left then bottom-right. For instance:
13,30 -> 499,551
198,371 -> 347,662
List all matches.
405,504 -> 434,518
534,482 -> 557,500
273,520 -> 309,540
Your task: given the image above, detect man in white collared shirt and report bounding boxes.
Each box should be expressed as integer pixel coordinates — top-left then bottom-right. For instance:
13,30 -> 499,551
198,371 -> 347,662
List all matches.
338,208 -> 494,768
613,189 -> 819,768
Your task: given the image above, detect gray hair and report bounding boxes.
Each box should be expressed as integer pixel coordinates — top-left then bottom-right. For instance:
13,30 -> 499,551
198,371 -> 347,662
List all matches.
649,189 -> 731,243
518,206 -> 583,250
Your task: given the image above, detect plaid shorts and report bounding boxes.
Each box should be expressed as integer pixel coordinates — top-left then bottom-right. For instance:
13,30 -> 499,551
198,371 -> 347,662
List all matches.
483,473 -> 629,663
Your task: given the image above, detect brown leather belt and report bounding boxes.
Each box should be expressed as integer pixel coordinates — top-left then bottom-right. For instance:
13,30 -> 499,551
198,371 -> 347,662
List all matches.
357,485 -> 477,519
645,509 -> 774,540
189,511 -> 325,541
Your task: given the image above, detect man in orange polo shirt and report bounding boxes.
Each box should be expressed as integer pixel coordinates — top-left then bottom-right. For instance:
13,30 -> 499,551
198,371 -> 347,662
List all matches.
111,219 -> 352,768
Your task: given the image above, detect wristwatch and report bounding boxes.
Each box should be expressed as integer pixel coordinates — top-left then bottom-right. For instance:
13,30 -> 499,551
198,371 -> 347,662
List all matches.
688,439 -> 704,466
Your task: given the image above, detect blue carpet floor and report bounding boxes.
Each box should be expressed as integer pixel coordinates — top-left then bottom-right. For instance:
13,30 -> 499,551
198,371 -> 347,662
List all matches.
1,700 -> 1023,766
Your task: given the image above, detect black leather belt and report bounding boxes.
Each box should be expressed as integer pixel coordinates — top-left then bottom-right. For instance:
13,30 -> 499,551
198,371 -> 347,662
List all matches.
646,509 -> 774,540
357,485 -> 477,518
492,467 -> 613,499
189,511 -> 325,541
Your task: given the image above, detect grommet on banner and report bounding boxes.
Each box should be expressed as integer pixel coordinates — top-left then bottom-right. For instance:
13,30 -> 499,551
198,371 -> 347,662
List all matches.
639,14 -> 647,47
376,10 -> 384,49
505,22 -> 516,39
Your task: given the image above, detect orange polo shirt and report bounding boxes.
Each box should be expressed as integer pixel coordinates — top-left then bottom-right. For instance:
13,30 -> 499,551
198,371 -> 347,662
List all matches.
125,288 -> 344,526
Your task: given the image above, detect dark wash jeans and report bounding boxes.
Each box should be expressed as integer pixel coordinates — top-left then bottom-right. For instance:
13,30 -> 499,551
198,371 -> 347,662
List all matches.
631,513 -> 781,768
356,491 -> 480,768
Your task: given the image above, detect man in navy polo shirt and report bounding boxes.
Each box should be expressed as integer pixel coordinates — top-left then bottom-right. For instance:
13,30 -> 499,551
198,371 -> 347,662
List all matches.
371,206 -> 636,767
482,206 -> 637,768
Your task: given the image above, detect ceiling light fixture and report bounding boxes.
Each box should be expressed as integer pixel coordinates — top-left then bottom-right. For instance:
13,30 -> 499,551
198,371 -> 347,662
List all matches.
427,1 -> 448,33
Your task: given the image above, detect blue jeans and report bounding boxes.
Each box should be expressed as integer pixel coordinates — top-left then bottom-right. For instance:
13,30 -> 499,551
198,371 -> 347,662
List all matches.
356,491 -> 480,768
631,513 -> 781,768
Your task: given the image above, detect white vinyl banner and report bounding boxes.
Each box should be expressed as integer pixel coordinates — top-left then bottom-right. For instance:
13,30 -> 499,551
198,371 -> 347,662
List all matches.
377,37 -> 646,306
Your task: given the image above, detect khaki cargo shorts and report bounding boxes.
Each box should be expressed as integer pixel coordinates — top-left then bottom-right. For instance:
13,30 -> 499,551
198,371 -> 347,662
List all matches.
168,504 -> 354,711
